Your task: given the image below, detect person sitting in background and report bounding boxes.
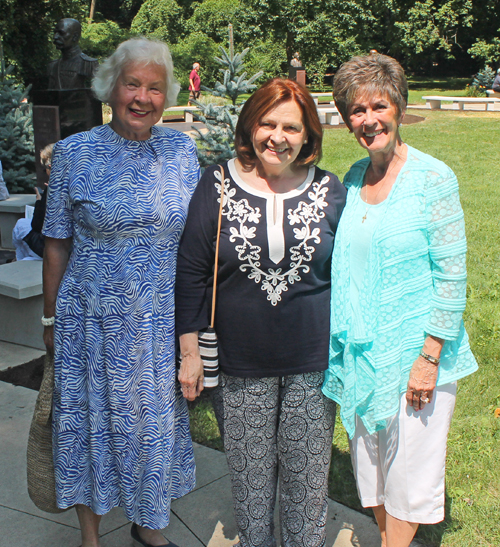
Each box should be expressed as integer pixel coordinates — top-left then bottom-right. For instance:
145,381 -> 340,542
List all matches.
11,143 -> 54,261
0,160 -> 9,201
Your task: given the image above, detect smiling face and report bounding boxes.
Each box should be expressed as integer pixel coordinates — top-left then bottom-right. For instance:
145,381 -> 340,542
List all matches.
109,63 -> 167,141
348,91 -> 404,156
251,100 -> 308,176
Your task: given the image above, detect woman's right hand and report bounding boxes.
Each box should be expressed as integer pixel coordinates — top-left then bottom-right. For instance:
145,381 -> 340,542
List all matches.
178,332 -> 204,401
42,237 -> 72,358
178,353 -> 204,401
43,325 -> 54,357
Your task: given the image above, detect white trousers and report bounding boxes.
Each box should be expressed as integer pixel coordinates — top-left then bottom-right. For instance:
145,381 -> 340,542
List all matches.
349,383 -> 457,524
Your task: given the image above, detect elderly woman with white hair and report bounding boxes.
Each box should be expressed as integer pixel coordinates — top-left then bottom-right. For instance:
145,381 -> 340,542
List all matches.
42,38 -> 200,547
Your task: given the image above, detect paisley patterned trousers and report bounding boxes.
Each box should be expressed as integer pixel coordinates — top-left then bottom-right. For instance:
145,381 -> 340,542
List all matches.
211,371 -> 335,547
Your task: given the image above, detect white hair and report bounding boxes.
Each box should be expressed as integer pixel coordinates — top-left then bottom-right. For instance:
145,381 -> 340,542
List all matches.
92,37 -> 180,108
193,62 -> 200,69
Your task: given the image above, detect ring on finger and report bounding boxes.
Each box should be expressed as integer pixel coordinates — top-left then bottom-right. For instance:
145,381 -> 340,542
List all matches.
420,396 -> 430,404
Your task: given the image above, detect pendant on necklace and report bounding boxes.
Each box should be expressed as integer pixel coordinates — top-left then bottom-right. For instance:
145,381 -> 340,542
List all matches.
362,209 -> 368,223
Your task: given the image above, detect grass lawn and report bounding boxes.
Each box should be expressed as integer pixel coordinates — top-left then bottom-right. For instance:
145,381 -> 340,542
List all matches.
173,90 -> 252,107
407,76 -> 470,104
188,108 -> 500,546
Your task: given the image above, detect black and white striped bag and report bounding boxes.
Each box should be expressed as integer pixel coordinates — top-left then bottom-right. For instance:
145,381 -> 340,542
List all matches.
198,326 -> 219,388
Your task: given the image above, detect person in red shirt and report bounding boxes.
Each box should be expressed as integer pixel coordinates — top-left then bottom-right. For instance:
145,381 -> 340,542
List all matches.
188,62 -> 201,105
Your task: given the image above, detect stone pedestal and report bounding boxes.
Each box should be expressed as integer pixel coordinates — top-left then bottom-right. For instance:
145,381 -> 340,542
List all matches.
0,261 -> 44,350
0,195 -> 37,249
33,88 -> 102,187
289,67 -> 306,86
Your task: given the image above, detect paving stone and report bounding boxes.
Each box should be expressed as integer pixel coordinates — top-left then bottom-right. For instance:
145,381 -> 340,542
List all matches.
100,512 -> 204,547
0,506 -> 81,547
192,442 -> 228,490
0,344 -> 383,547
0,340 -> 44,371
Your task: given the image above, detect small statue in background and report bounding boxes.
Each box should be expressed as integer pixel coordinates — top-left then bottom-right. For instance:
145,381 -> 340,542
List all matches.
47,18 -> 98,90
290,52 -> 302,68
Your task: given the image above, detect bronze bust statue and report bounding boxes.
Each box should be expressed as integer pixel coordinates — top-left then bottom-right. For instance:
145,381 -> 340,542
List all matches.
47,18 -> 98,90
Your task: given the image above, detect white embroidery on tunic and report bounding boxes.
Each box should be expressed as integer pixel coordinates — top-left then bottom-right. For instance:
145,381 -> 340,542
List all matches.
215,170 -> 330,306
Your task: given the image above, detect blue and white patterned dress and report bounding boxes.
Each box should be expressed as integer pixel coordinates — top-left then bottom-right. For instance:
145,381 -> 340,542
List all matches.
43,124 -> 200,528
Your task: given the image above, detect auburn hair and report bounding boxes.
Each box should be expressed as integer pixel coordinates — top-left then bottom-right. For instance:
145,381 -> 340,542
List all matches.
235,78 -> 323,169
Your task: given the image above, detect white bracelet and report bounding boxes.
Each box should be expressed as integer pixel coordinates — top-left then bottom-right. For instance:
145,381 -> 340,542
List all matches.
41,316 -> 55,327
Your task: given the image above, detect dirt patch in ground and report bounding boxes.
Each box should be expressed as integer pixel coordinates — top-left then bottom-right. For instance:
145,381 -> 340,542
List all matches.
0,355 -> 211,410
0,355 -> 45,391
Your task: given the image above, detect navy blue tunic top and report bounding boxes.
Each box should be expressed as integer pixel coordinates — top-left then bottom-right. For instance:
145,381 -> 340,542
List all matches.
176,159 -> 346,378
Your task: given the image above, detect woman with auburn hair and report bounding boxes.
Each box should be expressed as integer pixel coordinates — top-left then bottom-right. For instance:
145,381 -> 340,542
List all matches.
176,78 -> 346,547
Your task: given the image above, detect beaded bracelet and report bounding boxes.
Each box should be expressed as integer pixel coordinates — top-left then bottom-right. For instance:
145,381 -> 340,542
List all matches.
41,315 -> 55,327
420,350 -> 440,365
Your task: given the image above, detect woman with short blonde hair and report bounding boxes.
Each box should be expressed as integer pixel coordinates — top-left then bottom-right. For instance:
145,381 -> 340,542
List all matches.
323,54 -> 478,547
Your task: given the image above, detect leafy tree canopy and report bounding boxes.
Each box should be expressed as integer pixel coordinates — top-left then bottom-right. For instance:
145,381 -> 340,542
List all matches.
170,31 -> 220,89
81,20 -> 129,60
187,0 -> 243,43
130,0 -> 184,44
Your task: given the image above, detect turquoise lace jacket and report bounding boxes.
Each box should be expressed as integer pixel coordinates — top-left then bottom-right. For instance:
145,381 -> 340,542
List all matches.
322,146 -> 478,438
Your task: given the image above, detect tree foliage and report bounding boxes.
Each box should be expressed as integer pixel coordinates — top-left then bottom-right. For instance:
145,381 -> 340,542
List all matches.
3,0 -> 500,94
468,32 -> 500,66
187,0 -> 243,43
170,32 -> 220,89
81,20 -> 129,60
193,46 -> 263,166
130,0 -> 184,44
0,63 -> 35,193
394,0 -> 473,68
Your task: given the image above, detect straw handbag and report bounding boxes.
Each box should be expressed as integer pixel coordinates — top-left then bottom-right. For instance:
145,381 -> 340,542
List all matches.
26,353 -> 67,513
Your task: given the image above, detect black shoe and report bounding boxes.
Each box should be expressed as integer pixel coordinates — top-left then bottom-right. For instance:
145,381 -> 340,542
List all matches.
130,522 -> 180,547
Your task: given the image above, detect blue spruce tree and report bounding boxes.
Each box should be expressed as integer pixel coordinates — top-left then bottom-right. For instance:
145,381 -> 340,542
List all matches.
192,29 -> 263,167
0,42 -> 35,193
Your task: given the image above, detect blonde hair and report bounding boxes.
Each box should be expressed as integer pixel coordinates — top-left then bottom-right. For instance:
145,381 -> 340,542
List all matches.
333,54 -> 408,129
40,143 -> 55,168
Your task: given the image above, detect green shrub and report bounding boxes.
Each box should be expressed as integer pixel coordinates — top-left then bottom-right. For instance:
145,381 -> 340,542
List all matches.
468,66 -> 495,96
244,39 -> 287,82
81,20 -> 129,60
0,65 -> 35,193
130,0 -> 184,44
170,32 -> 219,90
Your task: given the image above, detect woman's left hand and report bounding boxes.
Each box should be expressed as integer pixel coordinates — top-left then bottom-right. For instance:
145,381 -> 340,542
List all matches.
406,335 -> 444,411
406,355 -> 439,411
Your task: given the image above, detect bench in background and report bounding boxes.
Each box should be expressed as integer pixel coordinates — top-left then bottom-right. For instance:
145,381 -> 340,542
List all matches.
0,260 -> 44,350
161,106 -> 200,123
422,95 -> 500,111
